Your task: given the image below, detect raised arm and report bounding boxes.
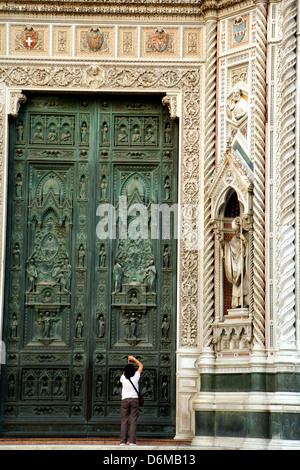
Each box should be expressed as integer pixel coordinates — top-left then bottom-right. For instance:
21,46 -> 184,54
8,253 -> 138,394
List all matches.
128,356 -> 143,374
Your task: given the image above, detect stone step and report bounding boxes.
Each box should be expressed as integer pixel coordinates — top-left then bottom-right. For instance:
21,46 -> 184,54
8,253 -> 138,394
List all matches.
0,438 -> 194,450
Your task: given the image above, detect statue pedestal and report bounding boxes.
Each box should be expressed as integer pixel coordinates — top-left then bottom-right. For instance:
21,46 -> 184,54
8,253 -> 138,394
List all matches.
226,307 -> 249,319
212,307 -> 252,356
111,282 -> 156,307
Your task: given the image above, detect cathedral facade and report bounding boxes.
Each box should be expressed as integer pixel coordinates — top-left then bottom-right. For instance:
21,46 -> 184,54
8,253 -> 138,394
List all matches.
0,0 -> 299,450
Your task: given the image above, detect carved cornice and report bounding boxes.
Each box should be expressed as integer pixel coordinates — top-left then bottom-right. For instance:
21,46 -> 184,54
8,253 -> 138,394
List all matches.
0,0 -> 261,18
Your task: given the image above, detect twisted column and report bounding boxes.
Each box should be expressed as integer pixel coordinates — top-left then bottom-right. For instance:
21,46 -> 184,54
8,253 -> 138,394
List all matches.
278,0 -> 297,349
252,2 -> 268,350
202,20 -> 217,350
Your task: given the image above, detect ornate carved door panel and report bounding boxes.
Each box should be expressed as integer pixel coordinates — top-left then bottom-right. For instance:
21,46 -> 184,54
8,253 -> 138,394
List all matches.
1,94 -> 178,437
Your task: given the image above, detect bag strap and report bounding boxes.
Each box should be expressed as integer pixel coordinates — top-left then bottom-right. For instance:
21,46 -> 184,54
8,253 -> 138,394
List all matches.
129,378 -> 139,396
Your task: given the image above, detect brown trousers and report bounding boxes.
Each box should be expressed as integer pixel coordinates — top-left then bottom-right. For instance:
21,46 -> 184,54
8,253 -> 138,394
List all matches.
120,398 -> 139,444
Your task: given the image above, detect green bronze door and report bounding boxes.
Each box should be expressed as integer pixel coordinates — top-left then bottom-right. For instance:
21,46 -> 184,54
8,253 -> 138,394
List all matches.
1,94 -> 178,437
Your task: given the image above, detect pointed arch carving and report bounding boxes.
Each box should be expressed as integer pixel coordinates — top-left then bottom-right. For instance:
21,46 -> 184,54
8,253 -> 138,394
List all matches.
207,142 -> 254,357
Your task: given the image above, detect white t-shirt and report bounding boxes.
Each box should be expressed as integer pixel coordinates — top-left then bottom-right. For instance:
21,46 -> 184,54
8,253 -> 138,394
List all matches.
120,371 -> 140,400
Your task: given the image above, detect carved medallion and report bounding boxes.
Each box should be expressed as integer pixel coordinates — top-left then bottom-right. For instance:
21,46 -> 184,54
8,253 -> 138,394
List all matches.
22,26 -> 38,49
152,28 -> 169,53
87,28 -> 104,52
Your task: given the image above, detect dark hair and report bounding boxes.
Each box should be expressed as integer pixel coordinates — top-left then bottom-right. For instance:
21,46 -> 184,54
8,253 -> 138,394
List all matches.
124,364 -> 136,379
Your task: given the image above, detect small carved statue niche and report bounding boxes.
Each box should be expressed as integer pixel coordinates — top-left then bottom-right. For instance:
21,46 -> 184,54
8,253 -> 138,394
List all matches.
214,189 -> 250,316
208,142 -> 254,354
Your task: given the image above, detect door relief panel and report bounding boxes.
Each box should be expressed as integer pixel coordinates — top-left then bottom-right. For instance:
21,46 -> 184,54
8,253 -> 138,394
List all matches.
2,94 -> 178,436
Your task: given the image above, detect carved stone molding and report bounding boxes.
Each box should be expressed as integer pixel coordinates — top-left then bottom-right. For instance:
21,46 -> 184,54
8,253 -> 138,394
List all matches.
251,1 -> 267,352
7,90 -> 27,118
162,93 -> 181,120
0,63 -> 202,351
277,0 -> 297,352
202,19 -> 217,355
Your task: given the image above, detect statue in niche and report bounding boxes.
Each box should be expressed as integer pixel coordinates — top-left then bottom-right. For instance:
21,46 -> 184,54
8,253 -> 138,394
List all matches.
97,313 -> 105,338
33,125 -> 43,141
47,126 -> 57,142
10,313 -> 18,339
40,378 -> 50,396
79,175 -> 86,199
141,378 -> 152,397
122,313 -> 130,340
161,376 -> 168,399
118,126 -> 128,143
113,378 -> 122,396
96,375 -> 103,397
129,313 -> 138,339
145,127 -> 155,143
100,175 -> 107,199
129,292 -> 139,304
101,122 -> 109,143
63,259 -> 72,291
15,174 -> 23,198
113,259 -> 123,293
132,126 -> 141,143
164,177 -> 171,200
53,378 -> 64,396
74,375 -> 82,396
143,259 -> 156,293
56,265 -> 68,293
25,379 -> 35,397
13,243 -> 20,267
26,258 -> 38,292
162,315 -> 170,339
164,123 -> 171,144
80,122 -> 88,143
75,314 -> 84,338
40,311 -> 58,339
61,126 -> 71,142
217,216 -> 249,308
43,291 -> 53,303
78,244 -> 85,268
8,375 -> 15,398
226,87 -> 248,125
17,120 -> 24,142
99,244 -> 106,267
163,245 -> 170,268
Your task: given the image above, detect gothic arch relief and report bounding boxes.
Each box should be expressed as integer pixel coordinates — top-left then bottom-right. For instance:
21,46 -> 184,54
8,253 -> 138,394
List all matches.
207,142 -> 254,357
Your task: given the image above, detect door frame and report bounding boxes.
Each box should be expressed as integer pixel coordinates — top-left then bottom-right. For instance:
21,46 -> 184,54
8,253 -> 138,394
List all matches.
0,73 -> 204,439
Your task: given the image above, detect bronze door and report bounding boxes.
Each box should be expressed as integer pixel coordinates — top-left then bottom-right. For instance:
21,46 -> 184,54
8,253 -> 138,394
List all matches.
1,94 -> 178,437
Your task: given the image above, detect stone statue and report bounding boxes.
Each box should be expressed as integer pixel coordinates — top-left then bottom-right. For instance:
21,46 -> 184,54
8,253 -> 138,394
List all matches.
10,313 -> 18,339
226,87 -> 248,124
218,217 -> 249,308
162,315 -> 170,339
78,244 -> 85,267
75,314 -> 84,338
13,243 -> 20,267
113,259 -> 123,293
97,313 -> 105,338
143,259 -> 156,293
27,258 -> 38,292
